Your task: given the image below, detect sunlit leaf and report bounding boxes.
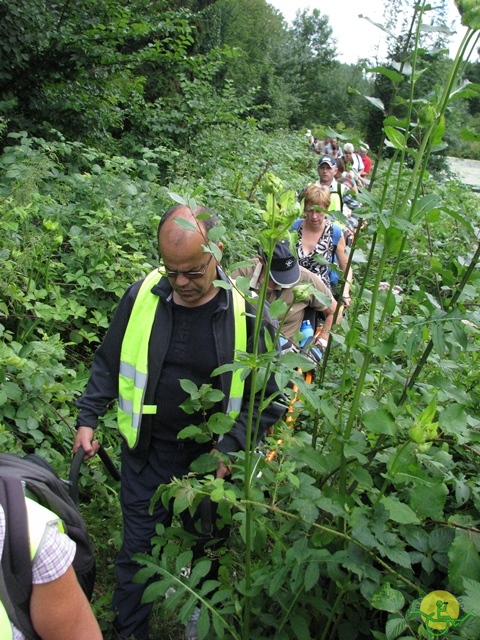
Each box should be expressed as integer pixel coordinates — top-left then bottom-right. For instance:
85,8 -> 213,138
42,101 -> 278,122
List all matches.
449,81 -> 480,101
461,127 -> 480,141
371,583 -> 405,612
167,191 -> 187,205
431,115 -> 446,146
364,95 -> 385,112
385,126 -> 406,150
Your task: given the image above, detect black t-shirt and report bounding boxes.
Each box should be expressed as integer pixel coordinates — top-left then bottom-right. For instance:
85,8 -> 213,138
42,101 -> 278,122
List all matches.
152,294 -> 221,443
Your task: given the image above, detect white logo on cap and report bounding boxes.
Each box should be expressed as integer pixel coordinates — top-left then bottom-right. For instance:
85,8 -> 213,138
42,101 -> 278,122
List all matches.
285,259 -> 294,268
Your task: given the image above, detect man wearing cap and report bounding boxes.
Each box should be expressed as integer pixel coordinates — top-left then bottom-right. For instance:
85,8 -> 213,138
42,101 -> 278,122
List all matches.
317,155 -> 361,217
231,240 -> 337,350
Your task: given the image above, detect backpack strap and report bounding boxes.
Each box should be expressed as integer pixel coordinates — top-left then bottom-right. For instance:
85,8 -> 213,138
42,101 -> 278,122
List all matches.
331,224 -> 342,260
336,182 -> 343,210
0,477 -> 39,640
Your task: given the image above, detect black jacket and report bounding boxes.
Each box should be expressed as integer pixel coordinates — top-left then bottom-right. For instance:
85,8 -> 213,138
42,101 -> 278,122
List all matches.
76,268 -> 284,466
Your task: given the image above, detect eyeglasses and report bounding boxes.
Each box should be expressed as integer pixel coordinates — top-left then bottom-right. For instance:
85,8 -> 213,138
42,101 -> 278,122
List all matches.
163,254 -> 214,280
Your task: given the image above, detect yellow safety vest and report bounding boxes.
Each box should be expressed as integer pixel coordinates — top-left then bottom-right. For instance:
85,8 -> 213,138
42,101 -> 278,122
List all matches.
0,498 -> 61,639
328,182 -> 344,212
117,270 -> 247,449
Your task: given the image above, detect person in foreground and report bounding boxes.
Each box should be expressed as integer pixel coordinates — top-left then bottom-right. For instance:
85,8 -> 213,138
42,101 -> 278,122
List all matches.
0,499 -> 102,640
231,239 -> 337,352
73,205 -> 283,640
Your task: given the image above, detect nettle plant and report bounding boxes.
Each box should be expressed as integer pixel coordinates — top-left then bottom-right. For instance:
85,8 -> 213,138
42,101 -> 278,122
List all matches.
135,8 -> 480,640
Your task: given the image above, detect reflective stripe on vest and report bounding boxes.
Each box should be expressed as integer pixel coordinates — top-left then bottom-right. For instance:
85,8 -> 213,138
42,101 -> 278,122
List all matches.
118,270 -> 247,449
0,498 -> 60,639
226,286 -> 247,417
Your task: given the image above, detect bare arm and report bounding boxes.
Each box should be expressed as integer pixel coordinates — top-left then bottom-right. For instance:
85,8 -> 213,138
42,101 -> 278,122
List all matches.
30,565 -> 102,640
316,299 -> 337,343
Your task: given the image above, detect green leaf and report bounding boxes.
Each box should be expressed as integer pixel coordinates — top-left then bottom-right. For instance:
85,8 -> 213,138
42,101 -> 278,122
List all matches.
384,545 -> 412,569
371,583 -> 405,613
190,453 -> 219,474
361,409 -> 397,436
367,67 -> 404,83
461,127 -> 480,142
167,191 -> 187,205
278,351 -> 315,371
345,328 -> 359,348
460,578 -> 480,616
439,403 -> 469,443
206,412 -> 235,435
385,617 -> 408,640
304,562 -> 320,591
269,298 -> 288,319
267,567 -> 289,596
431,115 -> 445,146
430,321 -> 445,358
125,183 -> 138,195
197,606 -> 210,640
174,217 -> 198,232
381,497 -> 420,524
411,193 -> 441,222
179,379 -> 198,396
290,613 -> 312,640
364,95 -> 385,111
410,483 -> 447,519
449,533 -> 480,594
441,206 -> 476,235
384,127 -> 406,150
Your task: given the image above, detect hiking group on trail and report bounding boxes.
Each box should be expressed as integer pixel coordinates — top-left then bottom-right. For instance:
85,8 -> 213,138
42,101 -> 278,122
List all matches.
1,132 -> 367,640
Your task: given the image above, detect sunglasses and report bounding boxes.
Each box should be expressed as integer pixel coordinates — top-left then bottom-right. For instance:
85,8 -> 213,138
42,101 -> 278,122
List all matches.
163,253 -> 214,280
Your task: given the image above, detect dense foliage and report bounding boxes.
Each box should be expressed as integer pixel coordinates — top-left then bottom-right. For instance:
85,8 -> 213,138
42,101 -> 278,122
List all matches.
1,1 -> 480,639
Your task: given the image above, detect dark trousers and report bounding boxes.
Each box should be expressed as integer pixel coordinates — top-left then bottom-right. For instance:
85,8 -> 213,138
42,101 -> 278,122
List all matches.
111,440 -> 214,640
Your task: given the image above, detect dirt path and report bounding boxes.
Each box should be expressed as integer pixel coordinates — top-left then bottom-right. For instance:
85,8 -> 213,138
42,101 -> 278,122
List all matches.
447,156 -> 480,191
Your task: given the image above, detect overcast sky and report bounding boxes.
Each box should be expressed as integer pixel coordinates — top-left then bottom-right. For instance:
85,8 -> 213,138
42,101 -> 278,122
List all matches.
267,0 -> 467,65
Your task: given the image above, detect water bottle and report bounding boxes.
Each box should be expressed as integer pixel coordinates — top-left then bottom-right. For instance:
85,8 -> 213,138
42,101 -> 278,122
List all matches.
299,319 -> 314,347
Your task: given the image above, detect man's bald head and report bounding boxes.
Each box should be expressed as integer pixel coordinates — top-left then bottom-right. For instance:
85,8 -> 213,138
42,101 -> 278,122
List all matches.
157,204 -> 222,307
158,205 -> 218,248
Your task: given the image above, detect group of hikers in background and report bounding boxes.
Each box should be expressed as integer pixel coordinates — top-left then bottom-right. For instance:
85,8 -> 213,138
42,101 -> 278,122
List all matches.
305,130 -> 372,190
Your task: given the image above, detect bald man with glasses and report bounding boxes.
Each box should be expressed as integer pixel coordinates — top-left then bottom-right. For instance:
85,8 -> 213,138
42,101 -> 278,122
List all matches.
74,205 -> 283,640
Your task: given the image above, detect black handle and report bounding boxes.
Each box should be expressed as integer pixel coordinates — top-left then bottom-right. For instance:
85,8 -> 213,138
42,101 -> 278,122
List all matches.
69,445 -> 121,506
98,445 -> 121,482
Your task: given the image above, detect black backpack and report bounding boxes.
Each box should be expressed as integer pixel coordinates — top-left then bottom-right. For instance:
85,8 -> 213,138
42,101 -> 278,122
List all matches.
0,452 -> 95,640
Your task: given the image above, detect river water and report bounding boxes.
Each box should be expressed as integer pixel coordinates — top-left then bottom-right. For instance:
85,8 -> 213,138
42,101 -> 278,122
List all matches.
447,156 -> 480,191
